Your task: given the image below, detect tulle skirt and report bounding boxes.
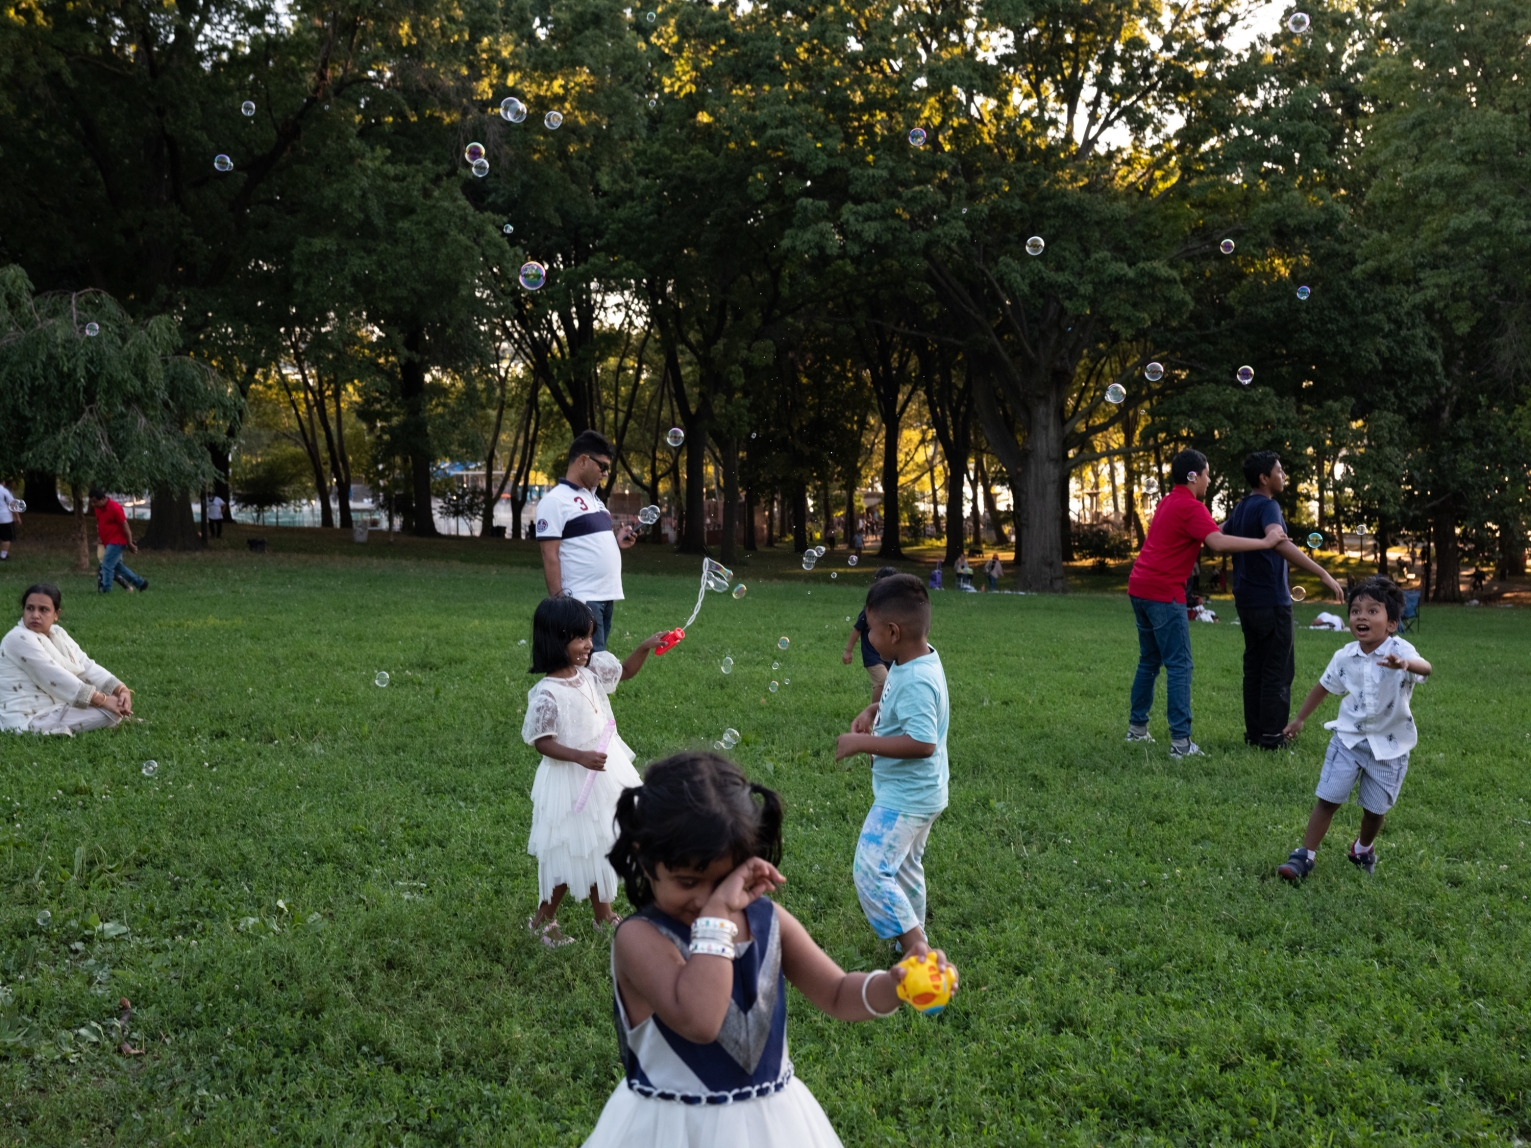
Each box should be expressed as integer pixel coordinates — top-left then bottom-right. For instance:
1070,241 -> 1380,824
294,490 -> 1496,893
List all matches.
581,1078 -> 844,1148
527,737 -> 641,904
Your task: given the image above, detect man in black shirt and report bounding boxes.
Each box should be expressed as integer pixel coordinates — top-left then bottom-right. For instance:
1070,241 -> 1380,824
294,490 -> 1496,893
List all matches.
1223,452 -> 1344,749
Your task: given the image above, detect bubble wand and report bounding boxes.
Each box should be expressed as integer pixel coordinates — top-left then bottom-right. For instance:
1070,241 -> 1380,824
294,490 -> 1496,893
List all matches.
654,559 -> 732,655
572,719 -> 618,813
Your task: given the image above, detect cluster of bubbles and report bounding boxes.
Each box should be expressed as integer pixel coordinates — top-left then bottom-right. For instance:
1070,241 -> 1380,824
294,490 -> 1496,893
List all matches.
801,544 -> 826,571
638,504 -> 661,525
519,262 -> 547,291
241,100 -> 256,117
85,323 -> 100,337
1237,365 -> 1255,385
666,427 -> 685,448
141,760 -> 159,777
714,727 -> 740,750
1144,361 -> 1164,382
375,671 -> 390,687
1288,11 -> 1311,34
214,154 -> 233,172
908,127 -> 927,148
1025,236 -> 1045,257
1105,383 -> 1127,405
720,656 -> 734,674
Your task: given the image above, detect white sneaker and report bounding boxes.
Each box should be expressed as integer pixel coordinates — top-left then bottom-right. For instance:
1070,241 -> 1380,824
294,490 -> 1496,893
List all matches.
1169,738 -> 1205,759
1126,725 -> 1155,743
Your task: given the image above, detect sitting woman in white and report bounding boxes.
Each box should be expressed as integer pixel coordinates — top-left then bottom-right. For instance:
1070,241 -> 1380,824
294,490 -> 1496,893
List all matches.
0,584 -> 133,735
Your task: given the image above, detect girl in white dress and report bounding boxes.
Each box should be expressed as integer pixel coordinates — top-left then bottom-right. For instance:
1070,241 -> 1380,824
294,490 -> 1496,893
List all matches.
585,752 -> 958,1147
523,596 -> 663,947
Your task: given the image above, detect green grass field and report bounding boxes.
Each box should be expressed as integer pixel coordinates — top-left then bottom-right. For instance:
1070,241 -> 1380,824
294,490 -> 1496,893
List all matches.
1,537 -> 1528,1146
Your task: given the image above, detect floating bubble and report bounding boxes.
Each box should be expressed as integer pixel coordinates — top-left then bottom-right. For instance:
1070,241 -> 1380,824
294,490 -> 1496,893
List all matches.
1145,361 -> 1164,382
214,154 -> 233,172
1356,523 -> 1368,537
471,158 -> 490,178
638,505 -> 661,525
848,555 -> 858,566
503,223 -> 514,235
831,572 -> 838,579
1296,285 -> 1311,300
1287,11 -> 1310,34
908,127 -> 926,147
772,661 -> 780,670
85,322 -> 100,337
1307,532 -> 1323,548
1236,365 -> 1254,385
1105,383 -> 1127,405
666,427 -> 685,448
706,572 -> 730,593
518,639 -> 527,646
1025,236 -> 1045,256
720,657 -> 733,674
518,261 -> 547,290
768,681 -> 779,693
646,10 -> 656,21
777,637 -> 790,650
241,100 -> 256,117
12,500 -> 24,513
815,545 -> 826,557
465,142 -> 486,163
1219,239 -> 1235,255
721,727 -> 740,748
544,111 -> 563,130
500,97 -> 527,123
783,678 -> 790,686
36,910 -> 51,928
141,760 -> 159,777
375,671 -> 389,687
1142,477 -> 1159,495
1290,585 -> 1307,602
802,556 -> 816,571
731,583 -> 747,599
648,98 -> 658,108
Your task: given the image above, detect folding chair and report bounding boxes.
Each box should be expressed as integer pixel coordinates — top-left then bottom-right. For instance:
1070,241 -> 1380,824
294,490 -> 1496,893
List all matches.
1400,589 -> 1422,633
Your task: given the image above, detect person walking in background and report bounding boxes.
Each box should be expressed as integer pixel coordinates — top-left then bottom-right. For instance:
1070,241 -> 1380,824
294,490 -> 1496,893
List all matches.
207,492 -> 226,539
0,479 -> 20,561
842,566 -> 900,702
984,553 -> 1003,591
89,488 -> 148,594
1223,452 -> 1344,750
534,430 -> 637,653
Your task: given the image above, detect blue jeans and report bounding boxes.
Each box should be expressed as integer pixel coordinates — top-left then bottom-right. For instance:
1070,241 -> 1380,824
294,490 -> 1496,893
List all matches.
586,599 -> 615,653
98,544 -> 146,593
1129,596 -> 1193,739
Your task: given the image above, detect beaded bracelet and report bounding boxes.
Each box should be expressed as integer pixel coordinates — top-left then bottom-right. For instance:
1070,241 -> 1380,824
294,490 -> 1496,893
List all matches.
692,916 -> 738,939
860,971 -> 900,1019
689,939 -> 737,960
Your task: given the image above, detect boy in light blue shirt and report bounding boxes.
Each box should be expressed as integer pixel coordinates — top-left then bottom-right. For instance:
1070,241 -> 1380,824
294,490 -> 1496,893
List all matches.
835,573 -> 950,958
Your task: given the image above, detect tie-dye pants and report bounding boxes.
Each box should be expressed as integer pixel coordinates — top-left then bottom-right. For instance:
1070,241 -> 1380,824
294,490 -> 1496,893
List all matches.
853,805 -> 940,940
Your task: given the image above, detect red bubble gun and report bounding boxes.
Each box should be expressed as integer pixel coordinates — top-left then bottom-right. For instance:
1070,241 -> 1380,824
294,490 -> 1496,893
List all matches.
653,627 -> 686,656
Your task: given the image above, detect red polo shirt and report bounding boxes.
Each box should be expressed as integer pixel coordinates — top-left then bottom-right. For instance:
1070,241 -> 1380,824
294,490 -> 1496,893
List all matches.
92,498 -> 131,546
1127,485 -> 1219,603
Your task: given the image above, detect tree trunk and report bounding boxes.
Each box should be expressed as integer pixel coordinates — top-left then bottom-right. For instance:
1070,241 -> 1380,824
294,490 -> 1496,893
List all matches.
23,470 -> 66,514
876,424 -> 903,558
681,417 -> 708,553
743,485 -> 758,552
1375,518 -> 1390,576
1499,518 -> 1526,578
720,434 -> 739,564
399,330 -> 438,537
1431,506 -> 1461,602
1016,398 -> 1067,593
792,485 -> 808,553
142,486 -> 204,550
72,485 -> 90,571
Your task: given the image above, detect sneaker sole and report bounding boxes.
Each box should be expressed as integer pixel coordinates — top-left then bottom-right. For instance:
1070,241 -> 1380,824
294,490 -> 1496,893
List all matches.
1277,864 -> 1307,883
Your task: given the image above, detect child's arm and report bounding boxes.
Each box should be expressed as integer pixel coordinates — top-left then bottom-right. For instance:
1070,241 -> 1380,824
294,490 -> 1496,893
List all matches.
1281,682 -> 1336,741
777,904 -> 956,1020
842,627 -> 860,665
835,732 -> 935,762
1378,650 -> 1431,677
533,735 -> 607,772
620,632 -> 667,680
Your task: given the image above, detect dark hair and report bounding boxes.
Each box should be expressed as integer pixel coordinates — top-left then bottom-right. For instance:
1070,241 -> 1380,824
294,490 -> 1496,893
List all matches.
1171,448 -> 1208,485
1348,575 -> 1404,622
1243,450 -> 1282,489
87,487 -> 107,501
529,596 -> 596,673
568,429 -> 615,465
873,565 -> 900,581
865,571 -> 930,631
20,583 -> 62,612
609,753 -> 784,909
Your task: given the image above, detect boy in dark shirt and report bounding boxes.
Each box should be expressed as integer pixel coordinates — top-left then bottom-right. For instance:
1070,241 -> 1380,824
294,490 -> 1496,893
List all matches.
842,567 -> 900,702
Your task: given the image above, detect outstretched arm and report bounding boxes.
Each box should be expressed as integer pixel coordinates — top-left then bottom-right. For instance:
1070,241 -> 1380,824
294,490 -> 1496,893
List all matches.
620,632 -> 666,680
1276,540 -> 1345,601
778,904 -> 956,1020
1203,526 -> 1287,554
1282,682 -> 1335,740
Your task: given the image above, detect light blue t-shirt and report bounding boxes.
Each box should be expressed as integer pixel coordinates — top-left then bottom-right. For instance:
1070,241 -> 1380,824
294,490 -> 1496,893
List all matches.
871,647 -> 950,817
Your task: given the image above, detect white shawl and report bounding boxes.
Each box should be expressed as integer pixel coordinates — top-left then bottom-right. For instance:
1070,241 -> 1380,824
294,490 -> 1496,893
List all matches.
0,621 -> 121,732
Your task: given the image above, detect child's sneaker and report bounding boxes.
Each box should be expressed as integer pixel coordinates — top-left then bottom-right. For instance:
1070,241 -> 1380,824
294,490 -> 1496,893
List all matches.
1277,848 -> 1315,883
1347,840 -> 1377,875
1126,724 -> 1155,743
1169,738 -> 1205,759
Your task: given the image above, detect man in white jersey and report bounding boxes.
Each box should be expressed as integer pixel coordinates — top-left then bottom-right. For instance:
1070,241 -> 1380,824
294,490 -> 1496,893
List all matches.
534,430 -> 637,652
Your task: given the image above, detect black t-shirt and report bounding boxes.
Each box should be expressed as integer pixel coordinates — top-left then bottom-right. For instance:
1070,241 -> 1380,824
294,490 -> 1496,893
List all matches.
1223,493 -> 1289,607
854,609 -> 888,668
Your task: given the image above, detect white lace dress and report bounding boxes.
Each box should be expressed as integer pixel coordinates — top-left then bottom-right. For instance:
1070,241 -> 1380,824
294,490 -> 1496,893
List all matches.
522,652 -> 641,904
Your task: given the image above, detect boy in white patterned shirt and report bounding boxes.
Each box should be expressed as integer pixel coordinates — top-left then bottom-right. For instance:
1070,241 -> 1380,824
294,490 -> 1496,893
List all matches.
1277,576 -> 1432,882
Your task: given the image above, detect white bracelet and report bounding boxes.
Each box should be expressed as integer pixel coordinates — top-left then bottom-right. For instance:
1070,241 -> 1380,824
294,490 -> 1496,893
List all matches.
689,939 -> 736,960
860,971 -> 900,1019
692,916 -> 738,939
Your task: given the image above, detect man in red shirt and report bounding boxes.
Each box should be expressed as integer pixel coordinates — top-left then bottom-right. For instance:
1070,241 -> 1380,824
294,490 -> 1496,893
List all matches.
89,489 -> 148,594
1127,449 -> 1284,758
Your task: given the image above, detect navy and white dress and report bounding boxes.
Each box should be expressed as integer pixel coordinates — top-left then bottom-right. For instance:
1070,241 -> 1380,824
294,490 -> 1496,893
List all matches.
583,897 -> 843,1147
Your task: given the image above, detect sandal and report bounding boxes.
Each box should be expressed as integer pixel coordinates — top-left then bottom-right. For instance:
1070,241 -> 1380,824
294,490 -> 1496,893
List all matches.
593,913 -> 624,931
527,916 -> 575,948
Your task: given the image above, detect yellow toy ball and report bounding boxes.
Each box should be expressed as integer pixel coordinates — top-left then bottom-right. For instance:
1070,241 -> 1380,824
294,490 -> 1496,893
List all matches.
894,952 -> 956,1015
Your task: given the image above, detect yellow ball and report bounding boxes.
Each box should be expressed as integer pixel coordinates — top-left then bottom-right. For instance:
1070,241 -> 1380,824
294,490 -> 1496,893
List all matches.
894,952 -> 955,1015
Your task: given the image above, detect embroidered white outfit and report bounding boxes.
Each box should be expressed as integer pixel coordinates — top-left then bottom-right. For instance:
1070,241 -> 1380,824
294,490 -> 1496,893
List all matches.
0,621 -> 124,735
522,651 -> 640,903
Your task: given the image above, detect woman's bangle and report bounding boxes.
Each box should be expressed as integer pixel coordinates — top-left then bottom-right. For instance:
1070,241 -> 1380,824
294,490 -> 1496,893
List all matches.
689,939 -> 736,960
860,971 -> 900,1019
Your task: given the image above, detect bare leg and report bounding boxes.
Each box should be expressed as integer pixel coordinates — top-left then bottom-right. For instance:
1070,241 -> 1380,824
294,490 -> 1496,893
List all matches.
531,884 -> 568,929
1300,799 -> 1343,852
1357,810 -> 1386,848
592,885 -> 621,926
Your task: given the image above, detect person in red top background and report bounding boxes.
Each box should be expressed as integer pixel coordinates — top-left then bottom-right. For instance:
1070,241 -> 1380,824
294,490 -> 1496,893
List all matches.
89,488 -> 148,595
1126,449 -> 1284,758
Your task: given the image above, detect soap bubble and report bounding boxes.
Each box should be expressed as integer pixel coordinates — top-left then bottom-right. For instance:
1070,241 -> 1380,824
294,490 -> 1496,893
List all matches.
648,98 -> 658,108
518,639 -> 527,646
1290,585 -> 1307,602
36,910 -> 51,928
1307,532 -> 1323,548
501,97 -> 527,123
1237,365 -> 1254,385
141,760 -> 159,777
1287,11 -> 1310,33
814,545 -> 826,557
908,127 -> 926,147
638,505 -> 660,525
1219,239 -> 1235,254
375,672 -> 389,687
471,158 -> 490,177
1105,383 -> 1127,405
720,727 -> 740,748
772,661 -> 780,670
503,223 -> 514,235
666,427 -> 685,448
1142,477 -> 1159,495
241,100 -> 256,116
731,583 -> 747,599
706,571 -> 730,593
214,154 -> 233,172
646,9 -> 656,21
769,681 -> 779,693
12,500 -> 24,513
777,637 -> 790,650
518,261 -> 546,290
1025,236 -> 1045,256
783,678 -> 790,686
544,111 -> 563,130
1144,361 -> 1164,382
465,142 -> 486,163
848,555 -> 858,566
1356,523 -> 1369,537
831,572 -> 838,579
802,556 -> 816,571
85,322 -> 100,337
720,657 -> 733,674
1296,285 -> 1311,300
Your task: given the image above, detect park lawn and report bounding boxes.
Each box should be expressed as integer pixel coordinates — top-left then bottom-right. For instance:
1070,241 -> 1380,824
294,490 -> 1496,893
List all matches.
1,542 -> 1528,1147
